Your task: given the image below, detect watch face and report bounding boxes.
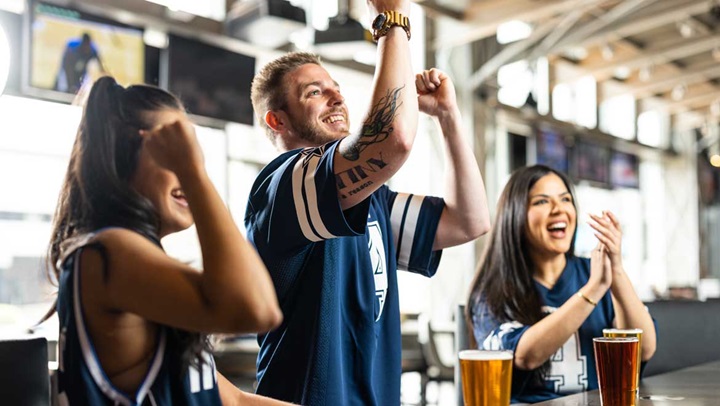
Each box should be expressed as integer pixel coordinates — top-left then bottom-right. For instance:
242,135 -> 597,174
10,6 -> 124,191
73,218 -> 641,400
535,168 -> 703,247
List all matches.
372,13 -> 387,30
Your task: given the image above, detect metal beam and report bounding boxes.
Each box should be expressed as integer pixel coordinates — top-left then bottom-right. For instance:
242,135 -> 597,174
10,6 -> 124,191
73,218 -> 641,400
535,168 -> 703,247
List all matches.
559,32 -> 720,83
665,90 -> 720,113
624,63 -> 720,98
431,0 -> 610,50
552,0 -> 714,51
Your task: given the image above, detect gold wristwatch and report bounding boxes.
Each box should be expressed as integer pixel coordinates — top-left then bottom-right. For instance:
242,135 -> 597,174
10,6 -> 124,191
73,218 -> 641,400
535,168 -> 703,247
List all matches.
371,10 -> 411,42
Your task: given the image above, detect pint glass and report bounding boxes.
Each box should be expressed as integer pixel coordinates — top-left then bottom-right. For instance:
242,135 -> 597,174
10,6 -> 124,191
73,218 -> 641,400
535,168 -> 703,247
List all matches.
458,350 -> 513,406
593,337 -> 640,406
603,328 -> 643,392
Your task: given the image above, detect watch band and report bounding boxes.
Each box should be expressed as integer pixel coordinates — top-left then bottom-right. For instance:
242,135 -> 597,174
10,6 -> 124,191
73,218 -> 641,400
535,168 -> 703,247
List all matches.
372,10 -> 411,42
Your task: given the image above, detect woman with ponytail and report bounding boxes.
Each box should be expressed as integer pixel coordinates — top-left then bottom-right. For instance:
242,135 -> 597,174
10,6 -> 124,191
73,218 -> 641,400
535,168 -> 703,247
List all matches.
47,77 -> 290,405
466,165 -> 656,403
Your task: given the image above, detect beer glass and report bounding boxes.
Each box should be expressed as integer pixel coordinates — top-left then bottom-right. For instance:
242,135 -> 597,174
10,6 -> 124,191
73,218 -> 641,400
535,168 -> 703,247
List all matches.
458,350 -> 513,406
603,328 -> 642,393
593,337 -> 640,406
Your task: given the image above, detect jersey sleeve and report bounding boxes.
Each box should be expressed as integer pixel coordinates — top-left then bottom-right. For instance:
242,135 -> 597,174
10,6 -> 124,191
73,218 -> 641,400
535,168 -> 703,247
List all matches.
471,298 -> 530,353
386,189 -> 445,277
245,140 -> 370,255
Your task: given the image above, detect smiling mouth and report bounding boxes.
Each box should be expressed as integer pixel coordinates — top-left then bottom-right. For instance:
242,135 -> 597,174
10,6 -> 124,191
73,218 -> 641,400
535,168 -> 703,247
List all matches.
322,114 -> 346,124
171,188 -> 188,207
547,221 -> 568,237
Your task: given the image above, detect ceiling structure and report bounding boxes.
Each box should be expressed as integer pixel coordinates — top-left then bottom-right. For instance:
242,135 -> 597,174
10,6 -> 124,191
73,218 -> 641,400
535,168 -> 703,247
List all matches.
417,0 -> 720,132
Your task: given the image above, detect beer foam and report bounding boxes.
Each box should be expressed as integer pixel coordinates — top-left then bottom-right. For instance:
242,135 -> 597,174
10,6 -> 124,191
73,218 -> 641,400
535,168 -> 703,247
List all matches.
593,337 -> 639,343
459,350 -> 513,361
603,328 -> 643,334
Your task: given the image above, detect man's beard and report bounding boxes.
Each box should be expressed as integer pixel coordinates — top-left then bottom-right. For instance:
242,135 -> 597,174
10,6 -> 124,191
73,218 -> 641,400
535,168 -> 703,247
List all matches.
288,111 -> 349,146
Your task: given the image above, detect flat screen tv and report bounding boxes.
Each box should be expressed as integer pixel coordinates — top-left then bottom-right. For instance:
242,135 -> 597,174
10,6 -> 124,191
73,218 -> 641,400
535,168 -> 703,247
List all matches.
573,140 -> 610,186
167,34 -> 255,125
610,150 -> 640,189
536,129 -> 569,174
28,2 -> 145,97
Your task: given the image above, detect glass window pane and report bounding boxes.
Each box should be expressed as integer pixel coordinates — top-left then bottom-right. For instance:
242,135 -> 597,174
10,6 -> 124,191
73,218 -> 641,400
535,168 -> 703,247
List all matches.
600,94 -> 635,140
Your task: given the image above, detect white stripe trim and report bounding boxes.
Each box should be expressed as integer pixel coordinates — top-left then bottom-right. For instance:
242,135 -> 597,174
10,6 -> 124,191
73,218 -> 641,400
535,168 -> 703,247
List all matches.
390,193 -> 410,253
292,155 -> 322,242
72,249 -> 165,406
73,250 -> 132,406
302,153 -> 336,240
398,195 -> 424,268
202,353 -> 214,390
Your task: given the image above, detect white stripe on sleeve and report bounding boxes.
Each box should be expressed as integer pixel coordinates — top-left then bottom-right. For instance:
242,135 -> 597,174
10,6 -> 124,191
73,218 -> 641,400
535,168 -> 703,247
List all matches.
396,194 -> 424,268
390,193 -> 410,252
291,151 -> 337,241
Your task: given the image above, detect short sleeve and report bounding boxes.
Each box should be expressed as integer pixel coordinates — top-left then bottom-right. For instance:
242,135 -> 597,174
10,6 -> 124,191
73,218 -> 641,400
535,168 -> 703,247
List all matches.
246,140 -> 370,255
471,298 -> 530,353
387,190 -> 444,277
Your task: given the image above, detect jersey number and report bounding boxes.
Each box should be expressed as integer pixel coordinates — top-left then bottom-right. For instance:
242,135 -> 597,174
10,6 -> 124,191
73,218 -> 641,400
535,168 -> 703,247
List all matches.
546,332 -> 588,393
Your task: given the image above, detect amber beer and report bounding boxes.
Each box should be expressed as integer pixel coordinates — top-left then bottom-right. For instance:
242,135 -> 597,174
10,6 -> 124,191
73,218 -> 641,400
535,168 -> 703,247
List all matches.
593,337 -> 640,406
603,328 -> 643,392
459,350 -> 513,406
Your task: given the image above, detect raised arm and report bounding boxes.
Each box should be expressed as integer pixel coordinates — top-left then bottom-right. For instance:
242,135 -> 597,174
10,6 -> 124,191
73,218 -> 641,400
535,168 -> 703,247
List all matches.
413,68 -> 491,250
513,245 -> 612,370
83,118 -> 282,334
335,0 -> 417,209
590,211 -> 657,361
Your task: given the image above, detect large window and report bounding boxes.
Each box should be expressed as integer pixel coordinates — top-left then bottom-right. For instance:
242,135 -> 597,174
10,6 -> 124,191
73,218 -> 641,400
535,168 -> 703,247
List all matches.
551,75 -> 597,128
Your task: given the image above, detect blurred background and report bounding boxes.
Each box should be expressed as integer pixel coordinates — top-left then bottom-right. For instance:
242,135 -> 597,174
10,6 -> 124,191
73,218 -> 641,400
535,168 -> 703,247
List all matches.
1,0 -> 719,403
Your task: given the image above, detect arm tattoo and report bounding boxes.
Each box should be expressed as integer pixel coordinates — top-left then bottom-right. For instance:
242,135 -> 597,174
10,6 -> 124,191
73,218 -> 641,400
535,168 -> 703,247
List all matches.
341,86 -> 404,161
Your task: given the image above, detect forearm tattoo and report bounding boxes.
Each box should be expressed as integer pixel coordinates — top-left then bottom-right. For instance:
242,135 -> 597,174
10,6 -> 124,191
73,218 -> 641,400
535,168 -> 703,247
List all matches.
335,154 -> 387,198
340,86 -> 404,162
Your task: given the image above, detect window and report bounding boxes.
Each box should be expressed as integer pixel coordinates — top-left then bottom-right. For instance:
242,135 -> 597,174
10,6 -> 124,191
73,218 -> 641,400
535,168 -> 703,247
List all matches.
600,94 -> 635,140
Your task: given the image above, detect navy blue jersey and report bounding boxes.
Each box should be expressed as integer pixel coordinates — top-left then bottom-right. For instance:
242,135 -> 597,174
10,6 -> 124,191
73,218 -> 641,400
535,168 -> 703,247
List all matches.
56,237 -> 222,406
471,256 -> 615,404
245,140 -> 445,405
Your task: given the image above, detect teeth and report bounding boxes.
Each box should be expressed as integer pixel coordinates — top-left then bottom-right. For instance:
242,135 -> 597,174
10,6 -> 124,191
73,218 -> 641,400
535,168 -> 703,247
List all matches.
323,115 -> 344,124
548,222 -> 567,230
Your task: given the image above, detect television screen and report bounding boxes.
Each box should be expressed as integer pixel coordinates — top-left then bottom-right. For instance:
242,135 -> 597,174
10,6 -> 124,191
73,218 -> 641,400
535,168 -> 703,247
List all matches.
167,34 -> 255,125
536,130 -> 569,173
573,140 -> 610,185
610,150 -> 640,188
29,2 -> 145,95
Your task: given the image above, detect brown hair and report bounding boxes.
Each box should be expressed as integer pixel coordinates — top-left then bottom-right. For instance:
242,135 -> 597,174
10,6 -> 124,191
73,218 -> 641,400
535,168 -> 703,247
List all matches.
250,52 -> 321,143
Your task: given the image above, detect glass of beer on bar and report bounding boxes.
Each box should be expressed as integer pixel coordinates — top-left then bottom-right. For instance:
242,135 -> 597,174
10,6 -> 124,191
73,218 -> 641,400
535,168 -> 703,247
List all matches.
593,337 -> 640,406
458,350 -> 513,406
603,328 -> 642,393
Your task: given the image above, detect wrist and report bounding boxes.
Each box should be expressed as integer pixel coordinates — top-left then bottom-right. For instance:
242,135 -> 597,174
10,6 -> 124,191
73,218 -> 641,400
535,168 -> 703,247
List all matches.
436,106 -> 461,126
582,282 -> 608,303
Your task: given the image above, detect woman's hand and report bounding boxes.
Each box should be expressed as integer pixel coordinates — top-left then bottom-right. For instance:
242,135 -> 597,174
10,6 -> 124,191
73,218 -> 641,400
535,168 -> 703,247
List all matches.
589,210 -> 624,273
585,242 -> 612,302
139,117 -> 204,180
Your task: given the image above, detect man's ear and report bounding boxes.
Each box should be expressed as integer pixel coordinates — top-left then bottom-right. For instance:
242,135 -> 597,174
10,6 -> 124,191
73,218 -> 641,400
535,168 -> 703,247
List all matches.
265,110 -> 288,133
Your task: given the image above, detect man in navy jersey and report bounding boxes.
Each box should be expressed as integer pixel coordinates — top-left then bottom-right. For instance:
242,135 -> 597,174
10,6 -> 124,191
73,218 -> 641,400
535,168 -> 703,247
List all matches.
245,0 -> 491,404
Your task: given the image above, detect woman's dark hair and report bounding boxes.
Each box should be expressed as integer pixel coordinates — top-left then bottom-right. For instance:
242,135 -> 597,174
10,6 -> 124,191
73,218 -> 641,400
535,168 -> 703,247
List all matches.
44,76 -> 209,370
466,164 -> 577,383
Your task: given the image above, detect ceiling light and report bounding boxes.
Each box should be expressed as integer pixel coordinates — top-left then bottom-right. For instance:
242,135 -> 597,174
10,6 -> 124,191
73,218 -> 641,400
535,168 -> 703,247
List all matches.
638,65 -> 653,82
0,24 -> 9,96
614,66 -> 631,80
601,43 -> 615,61
671,83 -> 687,101
565,46 -> 588,61
710,154 -> 720,167
677,20 -> 695,38
496,20 -> 532,44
